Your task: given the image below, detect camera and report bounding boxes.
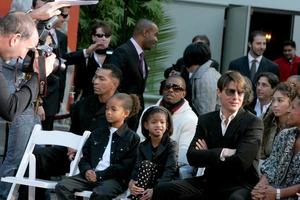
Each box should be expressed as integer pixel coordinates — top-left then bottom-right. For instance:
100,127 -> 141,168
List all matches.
22,16 -> 59,73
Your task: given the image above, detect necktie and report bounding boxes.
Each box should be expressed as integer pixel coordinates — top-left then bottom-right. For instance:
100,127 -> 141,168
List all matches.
139,52 -> 145,78
250,59 -> 257,81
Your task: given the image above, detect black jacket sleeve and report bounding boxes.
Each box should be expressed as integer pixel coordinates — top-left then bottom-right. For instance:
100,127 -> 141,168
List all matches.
187,112 -> 263,172
0,71 -> 38,121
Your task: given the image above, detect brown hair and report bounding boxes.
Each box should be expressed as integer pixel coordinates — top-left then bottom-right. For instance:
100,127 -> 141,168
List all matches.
217,71 -> 245,92
111,93 -> 140,118
273,82 -> 296,101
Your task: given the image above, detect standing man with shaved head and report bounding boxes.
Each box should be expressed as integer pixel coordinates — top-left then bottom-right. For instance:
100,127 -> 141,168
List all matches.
109,18 -> 159,130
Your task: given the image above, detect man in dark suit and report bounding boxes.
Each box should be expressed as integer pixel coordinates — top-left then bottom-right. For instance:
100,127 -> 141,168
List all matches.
152,71 -> 263,200
109,18 -> 158,109
109,18 -> 158,130
229,30 -> 279,83
34,4 -> 70,130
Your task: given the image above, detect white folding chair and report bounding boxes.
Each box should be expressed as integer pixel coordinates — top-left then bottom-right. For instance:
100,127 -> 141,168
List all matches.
1,124 -> 91,200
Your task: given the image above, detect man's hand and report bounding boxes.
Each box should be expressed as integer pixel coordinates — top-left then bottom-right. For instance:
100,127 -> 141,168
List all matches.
85,170 -> 97,183
32,51 -> 57,77
128,180 -> 144,196
195,139 -> 207,150
221,148 -> 236,158
67,148 -> 77,161
36,106 -> 45,121
29,2 -> 70,20
141,188 -> 153,200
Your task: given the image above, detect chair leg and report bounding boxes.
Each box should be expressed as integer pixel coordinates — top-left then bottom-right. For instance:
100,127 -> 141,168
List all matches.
6,183 -> 19,200
28,186 -> 35,200
28,154 -> 36,200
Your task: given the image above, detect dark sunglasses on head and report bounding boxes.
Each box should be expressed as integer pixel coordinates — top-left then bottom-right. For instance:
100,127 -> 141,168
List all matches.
224,88 -> 244,97
164,83 -> 185,92
94,33 -> 111,38
60,13 -> 69,19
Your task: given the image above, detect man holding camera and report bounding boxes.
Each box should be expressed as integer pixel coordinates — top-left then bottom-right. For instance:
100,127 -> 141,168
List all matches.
0,2 -> 67,121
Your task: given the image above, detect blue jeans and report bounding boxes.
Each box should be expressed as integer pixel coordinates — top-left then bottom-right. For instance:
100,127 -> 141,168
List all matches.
178,165 -> 195,179
0,107 -> 35,199
0,62 -> 36,199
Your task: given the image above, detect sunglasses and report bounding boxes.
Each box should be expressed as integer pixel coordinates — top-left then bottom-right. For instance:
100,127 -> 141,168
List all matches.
164,84 -> 185,92
224,88 -> 244,97
94,33 -> 111,38
60,13 -> 69,19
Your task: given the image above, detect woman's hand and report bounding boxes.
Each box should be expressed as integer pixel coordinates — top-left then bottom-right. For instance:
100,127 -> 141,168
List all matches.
141,188 -> 153,200
128,180 -> 144,196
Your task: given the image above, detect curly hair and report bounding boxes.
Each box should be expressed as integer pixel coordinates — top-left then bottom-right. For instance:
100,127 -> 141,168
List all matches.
111,93 -> 141,118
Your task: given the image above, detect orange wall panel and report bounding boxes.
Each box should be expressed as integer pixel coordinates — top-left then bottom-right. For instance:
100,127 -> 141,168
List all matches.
67,6 -> 80,51
0,0 -> 13,16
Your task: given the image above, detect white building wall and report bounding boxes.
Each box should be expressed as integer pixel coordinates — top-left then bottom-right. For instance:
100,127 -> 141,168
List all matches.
179,0 -> 300,12
163,1 -> 226,67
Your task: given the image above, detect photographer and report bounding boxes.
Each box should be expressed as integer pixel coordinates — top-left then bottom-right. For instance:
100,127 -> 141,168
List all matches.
0,2 -> 67,121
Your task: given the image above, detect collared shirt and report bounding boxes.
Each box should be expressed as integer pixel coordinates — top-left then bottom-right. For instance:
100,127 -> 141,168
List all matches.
130,37 -> 143,56
95,127 -> 118,171
248,53 -> 263,72
219,109 -> 238,136
254,99 -> 271,118
130,37 -> 145,77
82,50 -> 103,67
93,53 -> 102,67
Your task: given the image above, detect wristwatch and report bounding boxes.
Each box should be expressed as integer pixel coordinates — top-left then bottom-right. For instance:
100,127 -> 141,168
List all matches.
276,188 -> 280,200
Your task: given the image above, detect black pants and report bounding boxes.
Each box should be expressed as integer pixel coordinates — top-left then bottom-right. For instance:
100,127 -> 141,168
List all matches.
152,176 -> 252,200
55,174 -> 126,200
18,146 -> 70,200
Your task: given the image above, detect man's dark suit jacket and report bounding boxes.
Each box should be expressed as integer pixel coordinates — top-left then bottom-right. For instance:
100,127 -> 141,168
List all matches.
228,56 -> 279,82
187,109 -> 263,191
79,123 -> 140,185
69,94 -> 107,135
108,40 -> 148,108
42,30 -> 68,118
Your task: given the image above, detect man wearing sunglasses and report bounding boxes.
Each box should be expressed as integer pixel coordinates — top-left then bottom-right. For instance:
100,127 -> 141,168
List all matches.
152,71 -> 263,200
32,0 -> 70,130
137,75 -> 198,179
31,0 -> 70,131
